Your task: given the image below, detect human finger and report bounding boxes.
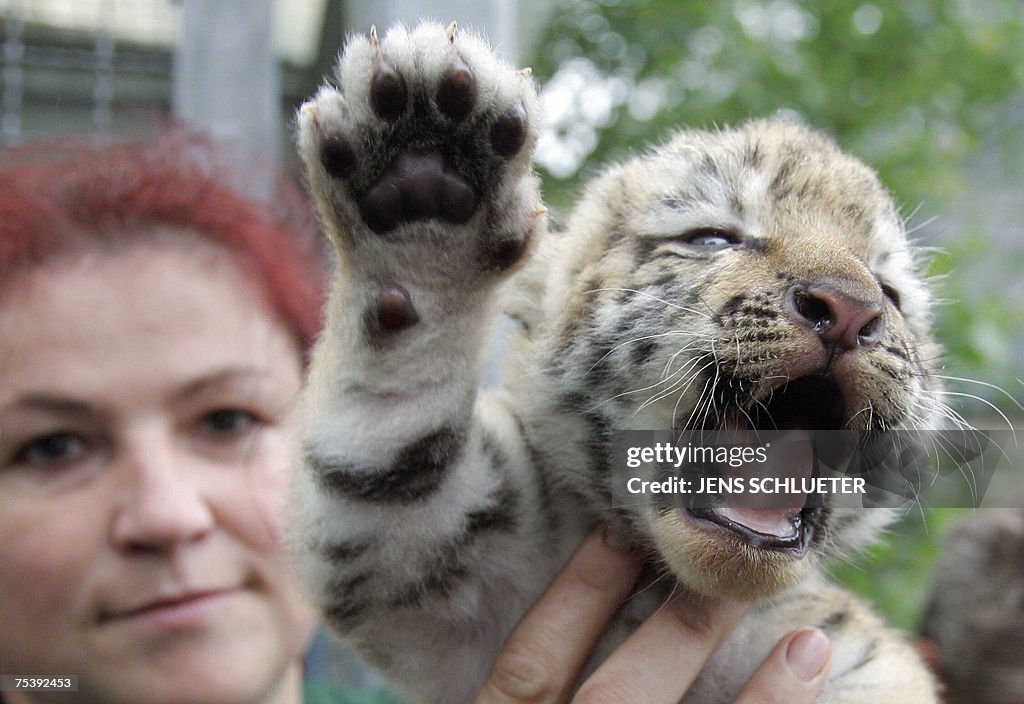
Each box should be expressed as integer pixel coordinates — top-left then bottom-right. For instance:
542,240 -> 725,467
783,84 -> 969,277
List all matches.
571,590 -> 748,704
731,628 -> 831,704
475,529 -> 642,704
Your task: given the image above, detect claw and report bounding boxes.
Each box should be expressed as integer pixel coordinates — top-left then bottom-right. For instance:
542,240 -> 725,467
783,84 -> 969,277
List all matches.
446,21 -> 457,43
370,25 -> 380,48
300,102 -> 320,127
531,206 -> 548,218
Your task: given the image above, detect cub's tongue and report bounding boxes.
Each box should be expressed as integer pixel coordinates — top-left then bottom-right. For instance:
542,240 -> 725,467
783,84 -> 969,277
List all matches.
707,426 -> 816,539
711,507 -> 802,539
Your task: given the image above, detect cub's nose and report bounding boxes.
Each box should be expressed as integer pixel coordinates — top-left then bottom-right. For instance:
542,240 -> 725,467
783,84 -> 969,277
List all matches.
785,282 -> 884,351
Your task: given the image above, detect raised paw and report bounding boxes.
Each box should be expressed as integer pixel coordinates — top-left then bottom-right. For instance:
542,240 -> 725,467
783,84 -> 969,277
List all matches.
298,21 -> 541,275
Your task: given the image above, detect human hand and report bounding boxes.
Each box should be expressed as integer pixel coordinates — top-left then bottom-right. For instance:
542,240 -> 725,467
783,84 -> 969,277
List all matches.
475,530 -> 831,704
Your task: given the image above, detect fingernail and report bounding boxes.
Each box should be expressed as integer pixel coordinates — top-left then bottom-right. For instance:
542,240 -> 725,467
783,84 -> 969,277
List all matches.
786,628 -> 830,681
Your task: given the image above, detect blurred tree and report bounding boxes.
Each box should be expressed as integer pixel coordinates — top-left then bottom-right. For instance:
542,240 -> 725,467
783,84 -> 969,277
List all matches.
529,0 -> 1023,212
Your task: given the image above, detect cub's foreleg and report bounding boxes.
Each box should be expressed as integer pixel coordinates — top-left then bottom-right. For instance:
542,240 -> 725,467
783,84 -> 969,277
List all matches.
289,22 -> 554,703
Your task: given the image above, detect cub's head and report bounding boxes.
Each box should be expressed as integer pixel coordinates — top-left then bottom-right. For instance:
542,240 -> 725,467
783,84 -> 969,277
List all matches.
543,119 -> 942,599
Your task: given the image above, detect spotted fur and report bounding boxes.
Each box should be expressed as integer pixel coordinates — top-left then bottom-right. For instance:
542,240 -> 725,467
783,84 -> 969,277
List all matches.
290,21 -> 940,704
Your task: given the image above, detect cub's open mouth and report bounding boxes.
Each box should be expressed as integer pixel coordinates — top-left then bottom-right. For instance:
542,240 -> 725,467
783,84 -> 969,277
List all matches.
685,505 -> 822,555
681,375 -> 846,554
745,375 -> 846,431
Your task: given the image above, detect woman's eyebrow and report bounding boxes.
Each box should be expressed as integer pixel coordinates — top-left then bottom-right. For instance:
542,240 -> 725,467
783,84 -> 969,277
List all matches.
173,367 -> 271,401
2,394 -> 93,416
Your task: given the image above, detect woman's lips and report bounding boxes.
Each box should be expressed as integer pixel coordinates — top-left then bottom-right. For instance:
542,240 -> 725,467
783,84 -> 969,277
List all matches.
103,588 -> 239,629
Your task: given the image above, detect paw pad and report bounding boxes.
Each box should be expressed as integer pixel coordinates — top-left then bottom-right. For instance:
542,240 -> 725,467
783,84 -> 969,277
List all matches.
374,284 -> 419,332
490,104 -> 527,157
320,135 -> 357,179
358,148 -> 477,234
437,61 -> 476,121
370,61 -> 407,120
307,23 -> 536,242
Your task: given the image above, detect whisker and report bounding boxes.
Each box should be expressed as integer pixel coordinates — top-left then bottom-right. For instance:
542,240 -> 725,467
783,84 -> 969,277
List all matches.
585,330 -> 711,377
904,214 -> 939,237
677,367 -> 718,433
593,357 -> 700,412
663,340 -> 709,378
584,287 -> 713,320
634,359 -> 712,417
934,375 -> 1024,414
935,391 -> 1018,441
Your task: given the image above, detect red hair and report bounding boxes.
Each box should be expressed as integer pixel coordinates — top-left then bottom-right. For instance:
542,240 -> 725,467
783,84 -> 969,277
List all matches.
0,132 -> 327,352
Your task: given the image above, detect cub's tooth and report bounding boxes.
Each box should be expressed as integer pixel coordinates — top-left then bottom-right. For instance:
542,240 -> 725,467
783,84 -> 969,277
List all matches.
370,25 -> 379,48
519,67 -> 533,77
446,21 -> 458,43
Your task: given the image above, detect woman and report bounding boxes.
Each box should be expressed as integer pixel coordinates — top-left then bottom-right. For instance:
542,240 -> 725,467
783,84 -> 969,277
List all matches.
0,134 -> 332,704
0,134 -> 829,704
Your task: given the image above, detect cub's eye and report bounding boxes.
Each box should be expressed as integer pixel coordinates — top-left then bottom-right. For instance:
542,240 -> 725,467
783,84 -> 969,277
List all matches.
681,229 -> 741,248
879,281 -> 902,310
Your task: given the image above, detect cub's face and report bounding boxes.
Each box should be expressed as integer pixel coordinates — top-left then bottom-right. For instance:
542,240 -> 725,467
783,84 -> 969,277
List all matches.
547,120 -> 942,598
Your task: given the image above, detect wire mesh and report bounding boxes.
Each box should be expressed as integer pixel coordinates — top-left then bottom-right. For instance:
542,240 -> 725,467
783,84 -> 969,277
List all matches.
0,0 -> 178,143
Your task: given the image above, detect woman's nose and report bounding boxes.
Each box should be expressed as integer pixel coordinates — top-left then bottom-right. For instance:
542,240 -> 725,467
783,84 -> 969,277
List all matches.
109,432 -> 215,553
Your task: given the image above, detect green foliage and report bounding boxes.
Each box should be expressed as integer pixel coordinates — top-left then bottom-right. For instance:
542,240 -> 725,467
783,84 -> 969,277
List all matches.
927,231 -> 1024,416
828,509 -> 968,630
530,0 -> 1024,212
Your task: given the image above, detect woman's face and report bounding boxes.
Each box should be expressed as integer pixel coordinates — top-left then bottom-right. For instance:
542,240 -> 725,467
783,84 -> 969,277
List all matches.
0,242 -> 317,704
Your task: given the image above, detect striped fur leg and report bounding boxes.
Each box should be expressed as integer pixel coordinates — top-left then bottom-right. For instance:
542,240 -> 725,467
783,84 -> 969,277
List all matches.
288,22 -> 554,702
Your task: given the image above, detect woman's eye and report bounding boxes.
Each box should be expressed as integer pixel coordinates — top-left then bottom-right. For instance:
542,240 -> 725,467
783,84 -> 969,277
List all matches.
200,409 -> 260,437
682,228 -> 741,248
14,433 -> 88,468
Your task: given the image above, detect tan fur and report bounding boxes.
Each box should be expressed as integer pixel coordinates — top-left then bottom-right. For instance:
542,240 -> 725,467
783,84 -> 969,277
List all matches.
648,509 -> 814,599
